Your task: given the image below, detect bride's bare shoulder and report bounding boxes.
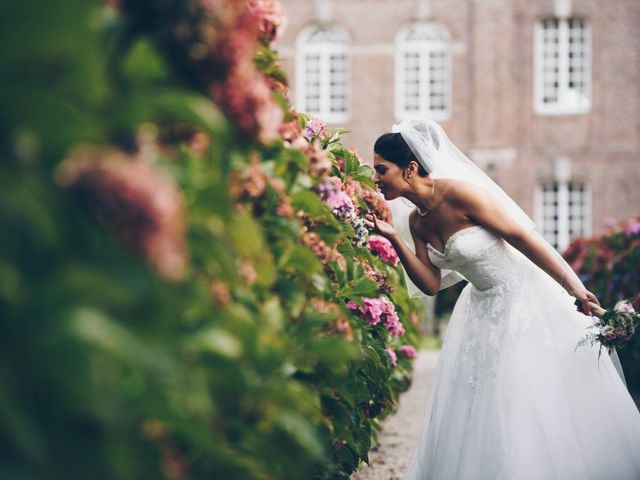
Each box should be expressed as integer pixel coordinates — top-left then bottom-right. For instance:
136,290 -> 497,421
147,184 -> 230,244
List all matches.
441,179 -> 490,205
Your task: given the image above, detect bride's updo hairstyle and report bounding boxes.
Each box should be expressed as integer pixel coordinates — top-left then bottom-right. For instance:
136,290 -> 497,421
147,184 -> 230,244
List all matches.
374,132 -> 428,177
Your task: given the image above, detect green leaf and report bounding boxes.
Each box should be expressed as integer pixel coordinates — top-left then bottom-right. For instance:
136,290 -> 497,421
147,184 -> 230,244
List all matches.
292,190 -> 329,216
185,327 -> 243,359
357,165 -> 373,177
152,91 -> 226,133
280,245 -> 323,274
273,411 -> 326,461
343,278 -> 379,298
354,175 -> 376,189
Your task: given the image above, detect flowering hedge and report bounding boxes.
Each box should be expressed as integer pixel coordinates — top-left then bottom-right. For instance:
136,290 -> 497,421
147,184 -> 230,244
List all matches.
0,0 -> 421,478
564,216 -> 640,400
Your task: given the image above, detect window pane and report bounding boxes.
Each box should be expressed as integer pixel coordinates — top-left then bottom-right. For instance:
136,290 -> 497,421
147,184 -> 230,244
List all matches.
537,18 -> 590,111
398,24 -> 450,116
298,26 -> 349,118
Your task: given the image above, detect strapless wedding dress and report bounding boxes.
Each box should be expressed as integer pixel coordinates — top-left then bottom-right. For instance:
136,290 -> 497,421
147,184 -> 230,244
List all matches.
404,225 -> 640,480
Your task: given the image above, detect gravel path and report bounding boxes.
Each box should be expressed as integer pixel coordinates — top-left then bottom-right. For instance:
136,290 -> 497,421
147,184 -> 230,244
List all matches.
352,350 -> 440,480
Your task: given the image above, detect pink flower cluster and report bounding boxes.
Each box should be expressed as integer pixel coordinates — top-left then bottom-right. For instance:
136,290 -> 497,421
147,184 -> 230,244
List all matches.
602,216 -> 640,238
368,235 -> 399,266
114,0 -> 287,143
346,296 -> 405,336
624,220 -> 640,237
248,0 -> 287,44
202,0 -> 285,143
282,118 -> 333,177
57,146 -> 188,282
304,118 -> 331,140
211,65 -> 283,144
300,229 -> 344,266
361,188 -> 392,223
398,345 -> 417,358
384,345 -> 417,367
360,259 -> 394,295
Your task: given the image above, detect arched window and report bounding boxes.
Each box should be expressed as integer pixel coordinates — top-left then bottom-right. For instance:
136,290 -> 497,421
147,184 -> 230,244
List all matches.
534,18 -> 591,115
395,22 -> 451,120
536,180 -> 591,250
296,25 -> 349,122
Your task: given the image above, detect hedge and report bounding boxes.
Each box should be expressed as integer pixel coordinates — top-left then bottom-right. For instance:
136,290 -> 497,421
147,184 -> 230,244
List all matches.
0,1 -> 421,478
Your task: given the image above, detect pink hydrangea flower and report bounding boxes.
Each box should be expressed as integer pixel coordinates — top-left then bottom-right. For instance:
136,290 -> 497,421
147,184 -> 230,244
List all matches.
368,235 -> 399,266
346,299 -> 360,312
249,0 -> 287,43
385,348 -> 397,366
347,296 -> 404,336
398,345 -> 418,359
386,318 -> 405,337
56,147 -> 188,282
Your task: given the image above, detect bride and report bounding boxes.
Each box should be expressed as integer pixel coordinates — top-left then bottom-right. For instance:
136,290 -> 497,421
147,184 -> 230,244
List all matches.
363,117 -> 640,479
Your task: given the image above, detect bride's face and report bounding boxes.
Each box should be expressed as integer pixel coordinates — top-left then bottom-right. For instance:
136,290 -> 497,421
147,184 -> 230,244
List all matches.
373,154 -> 407,200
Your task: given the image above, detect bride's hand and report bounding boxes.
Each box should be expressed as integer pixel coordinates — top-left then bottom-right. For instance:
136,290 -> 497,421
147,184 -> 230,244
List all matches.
363,213 -> 396,239
569,285 -> 601,317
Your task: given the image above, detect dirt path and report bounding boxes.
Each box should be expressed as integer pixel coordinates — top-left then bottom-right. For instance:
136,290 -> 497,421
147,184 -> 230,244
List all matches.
352,349 -> 440,480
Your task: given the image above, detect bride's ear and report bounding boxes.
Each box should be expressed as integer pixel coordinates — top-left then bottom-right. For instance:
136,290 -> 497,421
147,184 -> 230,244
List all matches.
406,160 -> 420,178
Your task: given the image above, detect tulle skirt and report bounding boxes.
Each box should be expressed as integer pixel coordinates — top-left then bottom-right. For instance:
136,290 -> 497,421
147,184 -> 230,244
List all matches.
404,262 -> 640,480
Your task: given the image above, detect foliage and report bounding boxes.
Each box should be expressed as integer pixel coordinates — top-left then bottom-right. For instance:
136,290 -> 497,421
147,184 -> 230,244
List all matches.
0,0 -> 421,478
564,216 -> 640,401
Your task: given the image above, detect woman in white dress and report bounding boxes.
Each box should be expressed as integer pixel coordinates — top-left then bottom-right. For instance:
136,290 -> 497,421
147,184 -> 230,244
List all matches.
364,118 -> 640,480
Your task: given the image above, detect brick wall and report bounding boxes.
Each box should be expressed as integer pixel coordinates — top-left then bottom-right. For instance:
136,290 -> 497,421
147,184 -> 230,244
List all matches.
276,0 -> 640,234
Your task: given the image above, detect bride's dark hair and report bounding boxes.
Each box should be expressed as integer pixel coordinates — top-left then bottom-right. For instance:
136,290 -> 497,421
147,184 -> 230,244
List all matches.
374,132 -> 428,176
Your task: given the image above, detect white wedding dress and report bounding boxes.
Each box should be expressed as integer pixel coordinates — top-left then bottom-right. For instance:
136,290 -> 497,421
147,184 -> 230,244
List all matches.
404,224 -> 640,480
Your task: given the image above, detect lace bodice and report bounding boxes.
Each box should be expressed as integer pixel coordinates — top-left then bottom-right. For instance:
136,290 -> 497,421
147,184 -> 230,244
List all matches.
427,225 -> 523,291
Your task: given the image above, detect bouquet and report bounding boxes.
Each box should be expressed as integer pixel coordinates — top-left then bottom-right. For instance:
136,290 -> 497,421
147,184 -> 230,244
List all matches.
575,299 -> 640,357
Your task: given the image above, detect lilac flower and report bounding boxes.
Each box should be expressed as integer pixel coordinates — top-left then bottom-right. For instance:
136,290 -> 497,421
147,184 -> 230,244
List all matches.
304,118 -> 330,139
317,178 -> 355,219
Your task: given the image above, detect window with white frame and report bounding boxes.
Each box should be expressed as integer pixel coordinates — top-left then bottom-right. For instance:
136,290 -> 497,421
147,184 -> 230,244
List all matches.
296,25 -> 349,122
395,22 -> 451,120
534,18 -> 591,115
537,181 -> 591,251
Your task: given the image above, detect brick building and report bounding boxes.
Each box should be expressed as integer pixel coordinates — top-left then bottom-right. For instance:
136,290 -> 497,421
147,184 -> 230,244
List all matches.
276,0 -> 640,250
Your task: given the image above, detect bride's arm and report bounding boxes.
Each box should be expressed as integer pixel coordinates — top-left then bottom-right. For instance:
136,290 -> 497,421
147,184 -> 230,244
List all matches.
364,211 -> 442,296
451,183 -> 599,315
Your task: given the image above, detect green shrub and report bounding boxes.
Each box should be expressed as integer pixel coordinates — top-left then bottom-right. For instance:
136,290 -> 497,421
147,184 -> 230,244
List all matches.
0,1 -> 421,478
